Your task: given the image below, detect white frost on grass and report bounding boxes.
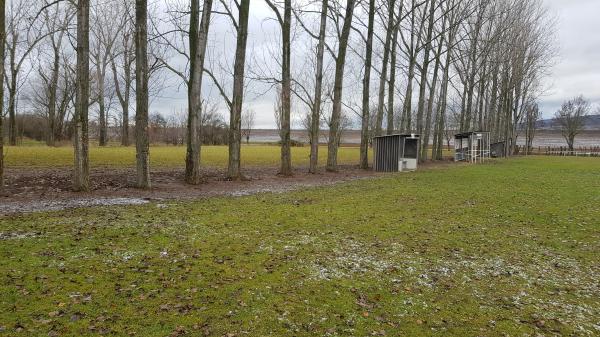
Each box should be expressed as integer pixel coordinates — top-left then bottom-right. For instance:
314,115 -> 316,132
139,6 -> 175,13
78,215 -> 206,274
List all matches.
0,231 -> 41,240
300,236 -> 600,334
308,237 -> 401,281
0,197 -> 150,214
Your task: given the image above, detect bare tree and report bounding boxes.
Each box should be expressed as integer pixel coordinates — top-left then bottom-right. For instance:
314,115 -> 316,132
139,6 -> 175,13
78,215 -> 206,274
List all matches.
227,0 -> 251,180
34,2 -> 74,146
555,96 -> 589,151
242,108 -> 256,144
309,0 -> 328,173
374,0 -> 396,136
359,0 -> 375,169
110,1 -> 135,146
186,0 -> 214,184
265,0 -> 293,176
90,0 -> 128,146
73,0 -> 90,191
135,0 -> 150,188
0,0 -> 6,191
523,101 -> 540,154
5,0 -> 49,145
326,0 -> 356,172
292,0 -> 329,173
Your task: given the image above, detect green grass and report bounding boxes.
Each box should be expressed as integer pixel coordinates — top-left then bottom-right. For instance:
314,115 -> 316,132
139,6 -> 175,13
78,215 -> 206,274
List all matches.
1,157 -> 599,336
2,145 -> 365,168
2,144 -> 453,168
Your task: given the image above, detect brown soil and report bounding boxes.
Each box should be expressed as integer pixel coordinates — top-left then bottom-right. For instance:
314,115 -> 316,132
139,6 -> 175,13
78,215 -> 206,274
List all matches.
0,161 -> 457,215
0,165 -> 377,214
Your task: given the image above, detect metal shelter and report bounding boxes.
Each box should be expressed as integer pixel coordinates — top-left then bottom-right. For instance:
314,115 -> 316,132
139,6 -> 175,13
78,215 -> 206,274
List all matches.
454,131 -> 491,163
373,134 -> 420,172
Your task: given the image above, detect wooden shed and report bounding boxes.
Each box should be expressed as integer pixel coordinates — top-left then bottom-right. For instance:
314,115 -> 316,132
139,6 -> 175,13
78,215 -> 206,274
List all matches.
373,134 -> 420,172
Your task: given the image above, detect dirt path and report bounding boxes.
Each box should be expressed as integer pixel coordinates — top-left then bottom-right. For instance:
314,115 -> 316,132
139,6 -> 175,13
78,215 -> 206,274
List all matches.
0,161 -> 460,215
0,166 -> 381,214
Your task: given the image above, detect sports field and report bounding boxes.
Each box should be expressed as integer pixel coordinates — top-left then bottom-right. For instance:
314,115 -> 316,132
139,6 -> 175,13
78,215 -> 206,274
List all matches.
1,157 -> 599,336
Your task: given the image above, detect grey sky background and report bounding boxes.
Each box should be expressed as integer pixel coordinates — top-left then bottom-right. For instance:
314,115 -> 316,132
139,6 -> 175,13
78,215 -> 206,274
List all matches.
538,0 -> 600,118
151,0 -> 600,128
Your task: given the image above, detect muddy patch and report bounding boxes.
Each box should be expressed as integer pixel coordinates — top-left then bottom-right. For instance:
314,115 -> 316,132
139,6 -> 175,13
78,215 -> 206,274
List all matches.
0,165 -> 388,214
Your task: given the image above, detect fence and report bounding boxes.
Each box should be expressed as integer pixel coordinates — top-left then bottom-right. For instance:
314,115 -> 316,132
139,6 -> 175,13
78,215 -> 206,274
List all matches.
533,146 -> 600,157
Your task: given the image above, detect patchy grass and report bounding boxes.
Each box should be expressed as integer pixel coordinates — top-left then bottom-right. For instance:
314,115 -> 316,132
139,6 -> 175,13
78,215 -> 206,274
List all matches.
2,145 -> 366,168
1,157 -> 599,336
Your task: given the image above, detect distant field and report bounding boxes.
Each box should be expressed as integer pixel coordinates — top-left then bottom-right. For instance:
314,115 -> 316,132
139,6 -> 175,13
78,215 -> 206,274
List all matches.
251,129 -> 600,147
2,145 -> 368,168
1,157 -> 599,336
2,144 -> 453,169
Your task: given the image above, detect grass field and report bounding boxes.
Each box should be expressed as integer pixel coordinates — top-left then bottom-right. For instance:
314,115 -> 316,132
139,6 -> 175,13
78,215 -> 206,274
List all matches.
1,157 -> 599,336
2,144 -> 452,169
2,145 -> 366,168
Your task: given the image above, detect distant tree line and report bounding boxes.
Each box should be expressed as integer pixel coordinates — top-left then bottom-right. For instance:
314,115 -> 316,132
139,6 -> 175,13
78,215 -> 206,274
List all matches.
0,0 -> 560,191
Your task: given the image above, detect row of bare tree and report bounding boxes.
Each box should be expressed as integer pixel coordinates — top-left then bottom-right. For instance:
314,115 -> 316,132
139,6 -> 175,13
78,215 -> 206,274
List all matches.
0,0 -> 557,191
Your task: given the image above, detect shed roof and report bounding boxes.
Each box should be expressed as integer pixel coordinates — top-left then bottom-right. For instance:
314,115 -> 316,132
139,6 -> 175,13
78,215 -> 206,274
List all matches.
454,131 -> 490,139
373,133 -> 420,139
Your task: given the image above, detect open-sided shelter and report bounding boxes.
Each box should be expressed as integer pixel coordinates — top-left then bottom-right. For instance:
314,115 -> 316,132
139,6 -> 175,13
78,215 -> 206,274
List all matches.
454,131 -> 491,163
373,134 -> 420,172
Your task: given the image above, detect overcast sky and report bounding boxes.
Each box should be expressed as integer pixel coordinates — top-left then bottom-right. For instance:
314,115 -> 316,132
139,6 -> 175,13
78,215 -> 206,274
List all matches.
151,0 -> 600,128
538,0 -> 600,118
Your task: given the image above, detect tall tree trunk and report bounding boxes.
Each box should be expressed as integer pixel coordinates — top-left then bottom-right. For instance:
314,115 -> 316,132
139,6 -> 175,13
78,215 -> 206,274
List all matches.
374,0 -> 396,137
400,2 -> 424,134
227,0 -> 251,180
8,71 -> 16,145
135,0 -> 150,188
400,59 -> 415,133
308,0 -> 328,174
415,0 -> 436,137
73,0 -> 91,191
111,47 -> 132,146
97,63 -> 107,146
476,62 -> 488,130
360,0 -> 375,169
279,0 -> 292,176
433,17 -> 456,160
47,49 -> 60,146
461,7 -> 484,132
326,0 -> 356,172
386,16 -> 399,135
186,0 -> 213,184
0,0 -> 5,191
422,20 -> 444,161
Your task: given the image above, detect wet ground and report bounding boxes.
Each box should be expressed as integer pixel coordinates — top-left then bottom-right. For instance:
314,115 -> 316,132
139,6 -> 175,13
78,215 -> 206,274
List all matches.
0,165 -> 387,214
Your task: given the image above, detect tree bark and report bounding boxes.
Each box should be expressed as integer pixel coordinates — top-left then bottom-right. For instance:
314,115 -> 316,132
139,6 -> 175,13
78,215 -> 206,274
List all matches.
279,0 -> 292,176
432,12 -> 456,160
186,0 -> 213,184
0,0 -> 5,191
96,57 -> 107,146
135,0 -> 150,188
359,0 -> 375,169
461,6 -> 484,132
386,16 -> 399,135
47,35 -> 63,147
73,0 -> 90,192
8,70 -> 16,145
308,0 -> 328,174
326,0 -> 356,172
111,49 -> 132,146
422,19 -> 444,161
227,0 -> 251,180
415,0 -> 436,138
374,0 -> 396,137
